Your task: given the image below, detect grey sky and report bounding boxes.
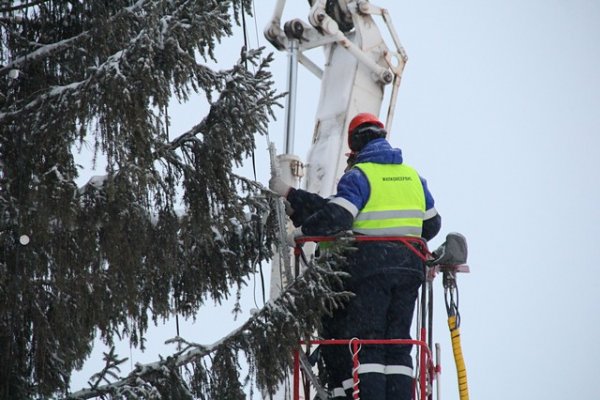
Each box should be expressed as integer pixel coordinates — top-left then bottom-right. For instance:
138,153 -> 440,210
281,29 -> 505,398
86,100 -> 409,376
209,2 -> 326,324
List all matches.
73,1 -> 600,399
388,2 -> 600,399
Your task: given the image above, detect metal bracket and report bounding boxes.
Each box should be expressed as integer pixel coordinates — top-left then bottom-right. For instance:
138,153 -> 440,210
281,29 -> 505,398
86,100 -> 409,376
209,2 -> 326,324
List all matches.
290,159 -> 305,178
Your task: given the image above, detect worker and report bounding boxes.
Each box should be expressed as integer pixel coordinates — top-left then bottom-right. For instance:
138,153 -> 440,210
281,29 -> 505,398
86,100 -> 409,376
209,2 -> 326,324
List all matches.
269,112 -> 441,400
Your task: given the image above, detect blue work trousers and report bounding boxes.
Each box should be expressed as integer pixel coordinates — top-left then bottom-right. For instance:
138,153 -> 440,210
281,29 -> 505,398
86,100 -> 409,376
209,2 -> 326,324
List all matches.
321,269 -> 423,400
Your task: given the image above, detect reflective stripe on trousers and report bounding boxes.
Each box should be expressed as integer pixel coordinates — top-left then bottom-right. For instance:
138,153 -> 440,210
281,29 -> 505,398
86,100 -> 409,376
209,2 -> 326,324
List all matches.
329,364 -> 414,398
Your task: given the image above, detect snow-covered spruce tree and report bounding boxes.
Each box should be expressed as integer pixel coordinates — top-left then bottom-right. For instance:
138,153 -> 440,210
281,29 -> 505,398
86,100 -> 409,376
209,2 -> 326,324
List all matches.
67,248 -> 352,400
0,1 -> 351,399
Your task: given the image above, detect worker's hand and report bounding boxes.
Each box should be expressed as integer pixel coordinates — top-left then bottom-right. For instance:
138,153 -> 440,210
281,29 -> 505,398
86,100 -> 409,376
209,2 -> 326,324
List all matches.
269,176 -> 292,197
283,199 -> 295,216
286,227 -> 304,247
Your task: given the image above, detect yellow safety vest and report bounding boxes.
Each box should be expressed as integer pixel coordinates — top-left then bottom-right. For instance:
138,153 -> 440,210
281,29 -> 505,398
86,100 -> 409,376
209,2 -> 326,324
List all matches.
352,162 -> 426,237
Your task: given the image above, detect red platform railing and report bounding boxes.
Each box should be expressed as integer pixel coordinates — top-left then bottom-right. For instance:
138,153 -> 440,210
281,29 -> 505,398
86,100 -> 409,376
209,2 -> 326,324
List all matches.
291,234 -> 442,400
293,335 -> 438,400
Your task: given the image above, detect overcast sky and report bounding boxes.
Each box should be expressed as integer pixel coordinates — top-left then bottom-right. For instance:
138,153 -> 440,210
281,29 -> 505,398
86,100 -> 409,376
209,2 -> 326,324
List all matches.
73,1 -> 600,399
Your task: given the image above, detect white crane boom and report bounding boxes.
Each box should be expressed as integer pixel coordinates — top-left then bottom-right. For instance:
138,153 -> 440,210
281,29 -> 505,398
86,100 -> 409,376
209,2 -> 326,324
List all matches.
264,2 -> 408,398
265,0 -> 406,296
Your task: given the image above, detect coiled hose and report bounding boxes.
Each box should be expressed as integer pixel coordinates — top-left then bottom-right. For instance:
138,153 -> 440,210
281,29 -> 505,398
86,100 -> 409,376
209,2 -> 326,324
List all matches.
444,270 -> 470,400
447,314 -> 469,400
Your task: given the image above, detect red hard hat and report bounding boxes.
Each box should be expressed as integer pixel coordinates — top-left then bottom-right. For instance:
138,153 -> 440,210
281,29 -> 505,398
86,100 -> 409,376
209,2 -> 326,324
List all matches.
347,113 -> 384,146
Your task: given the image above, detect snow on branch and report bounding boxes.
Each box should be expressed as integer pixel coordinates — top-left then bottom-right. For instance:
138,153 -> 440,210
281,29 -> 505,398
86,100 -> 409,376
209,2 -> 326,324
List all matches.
67,245 -> 353,399
0,1 -> 147,76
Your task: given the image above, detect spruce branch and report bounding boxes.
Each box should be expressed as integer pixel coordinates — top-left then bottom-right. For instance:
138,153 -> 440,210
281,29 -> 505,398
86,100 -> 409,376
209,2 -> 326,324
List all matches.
0,1 -> 148,75
67,245 -> 353,399
0,0 -> 53,13
87,347 -> 128,391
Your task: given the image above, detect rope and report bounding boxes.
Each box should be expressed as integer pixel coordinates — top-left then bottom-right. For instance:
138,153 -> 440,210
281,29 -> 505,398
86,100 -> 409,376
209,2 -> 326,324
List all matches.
443,272 -> 461,325
349,338 -> 361,400
240,3 -> 258,182
444,271 -> 469,400
246,0 -> 267,305
251,0 -> 261,48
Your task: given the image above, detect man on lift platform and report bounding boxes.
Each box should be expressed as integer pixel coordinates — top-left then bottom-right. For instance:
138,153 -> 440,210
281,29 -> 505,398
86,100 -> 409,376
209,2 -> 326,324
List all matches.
270,113 -> 442,399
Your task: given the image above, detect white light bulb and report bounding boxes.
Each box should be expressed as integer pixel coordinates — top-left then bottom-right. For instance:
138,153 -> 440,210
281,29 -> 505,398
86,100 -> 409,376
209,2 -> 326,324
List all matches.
8,69 -> 20,80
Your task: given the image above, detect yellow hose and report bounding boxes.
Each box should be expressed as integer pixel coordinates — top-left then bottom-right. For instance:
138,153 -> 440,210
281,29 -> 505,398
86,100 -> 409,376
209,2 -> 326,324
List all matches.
448,315 -> 469,400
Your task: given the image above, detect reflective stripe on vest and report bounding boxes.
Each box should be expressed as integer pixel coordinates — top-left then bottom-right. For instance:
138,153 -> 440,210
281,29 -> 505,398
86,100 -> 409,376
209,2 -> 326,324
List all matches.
353,162 -> 425,237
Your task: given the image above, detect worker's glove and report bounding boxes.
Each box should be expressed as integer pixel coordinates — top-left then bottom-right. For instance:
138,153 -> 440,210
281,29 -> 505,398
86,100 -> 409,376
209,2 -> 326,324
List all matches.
269,176 -> 292,197
286,227 -> 304,247
283,199 -> 295,216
